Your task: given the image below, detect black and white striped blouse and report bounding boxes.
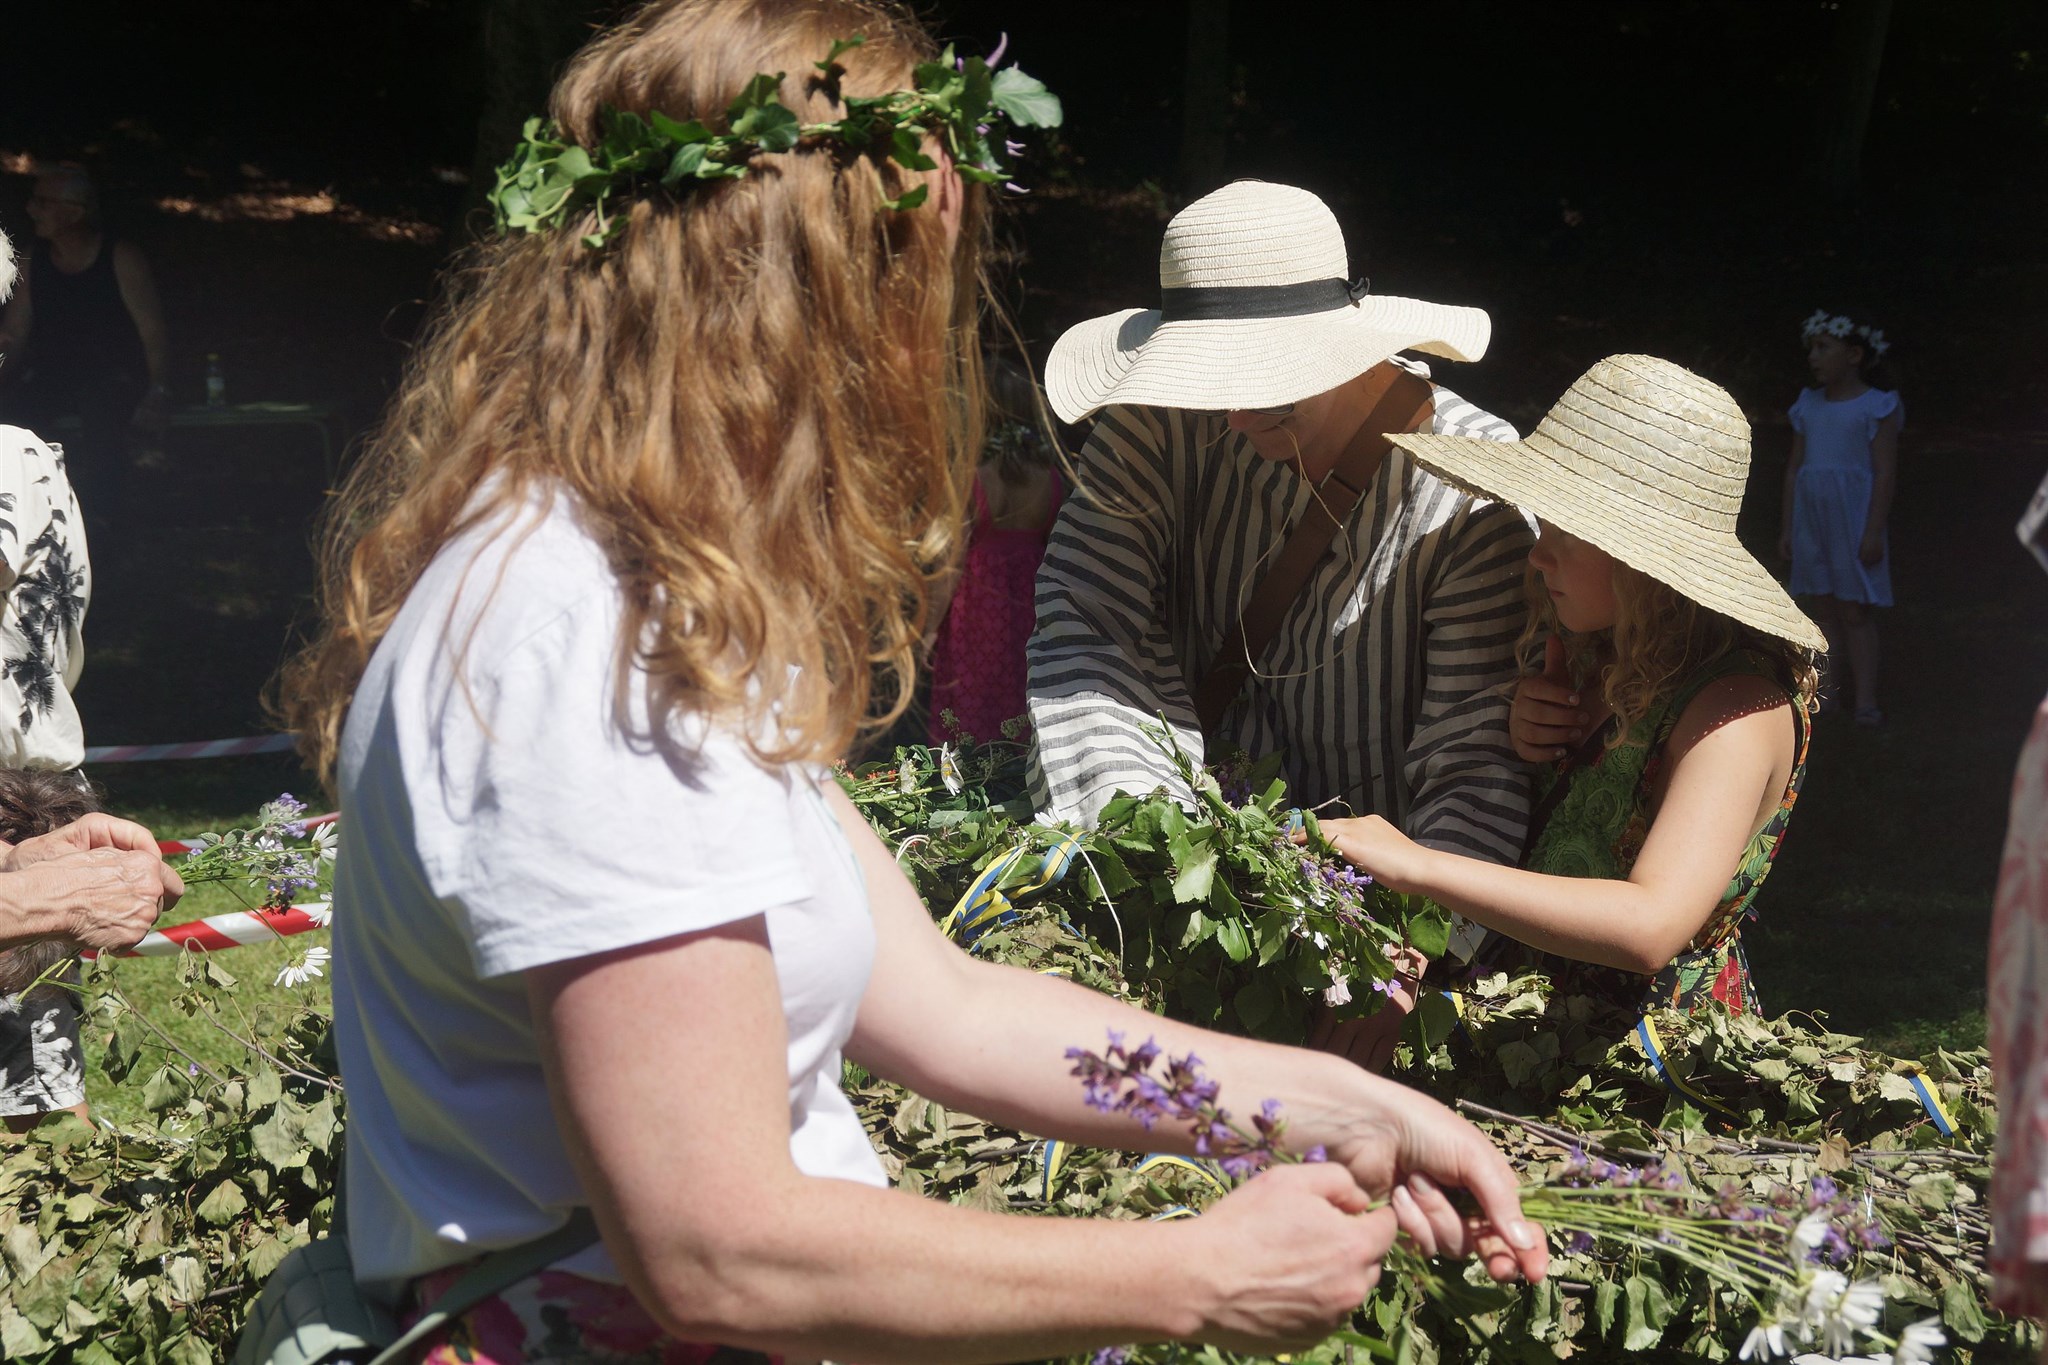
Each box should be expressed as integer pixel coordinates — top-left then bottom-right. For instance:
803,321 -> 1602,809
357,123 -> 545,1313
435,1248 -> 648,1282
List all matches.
1025,370 -> 1535,870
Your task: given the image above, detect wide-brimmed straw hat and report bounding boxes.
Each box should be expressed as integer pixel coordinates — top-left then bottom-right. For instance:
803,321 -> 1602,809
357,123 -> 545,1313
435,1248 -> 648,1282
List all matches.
1043,180 -> 1493,423
1389,354 -> 1826,652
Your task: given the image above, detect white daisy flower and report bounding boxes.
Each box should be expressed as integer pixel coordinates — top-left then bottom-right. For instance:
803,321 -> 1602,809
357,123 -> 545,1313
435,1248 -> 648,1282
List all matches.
1827,315 -> 1855,337
1742,1322 -> 1791,1360
303,902 -> 334,928
1893,1319 -> 1945,1365
275,944 -> 331,989
309,823 -> 338,863
938,743 -> 964,796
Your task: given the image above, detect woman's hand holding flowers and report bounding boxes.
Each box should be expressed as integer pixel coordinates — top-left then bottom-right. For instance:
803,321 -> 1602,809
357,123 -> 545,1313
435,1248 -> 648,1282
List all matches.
1175,1162 -> 1399,1352
1303,814 -> 1430,895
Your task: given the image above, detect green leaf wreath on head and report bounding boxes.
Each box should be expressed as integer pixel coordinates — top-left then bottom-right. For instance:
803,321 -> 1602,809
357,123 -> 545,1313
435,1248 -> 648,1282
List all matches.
488,34 -> 1064,249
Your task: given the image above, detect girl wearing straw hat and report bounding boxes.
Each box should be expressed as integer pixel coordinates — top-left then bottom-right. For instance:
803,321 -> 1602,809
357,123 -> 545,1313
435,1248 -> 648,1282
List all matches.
1308,356 -> 1824,1016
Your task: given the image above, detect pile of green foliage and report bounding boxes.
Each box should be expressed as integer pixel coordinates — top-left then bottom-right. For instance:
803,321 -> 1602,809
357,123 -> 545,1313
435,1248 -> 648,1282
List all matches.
0,738 -> 2023,1363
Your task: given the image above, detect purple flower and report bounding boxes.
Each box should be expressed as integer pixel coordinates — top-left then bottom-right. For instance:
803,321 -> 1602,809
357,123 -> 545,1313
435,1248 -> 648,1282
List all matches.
1304,1145 -> 1328,1163
1809,1174 -> 1839,1208
1066,1031 -> 1299,1180
1565,1231 -> 1596,1255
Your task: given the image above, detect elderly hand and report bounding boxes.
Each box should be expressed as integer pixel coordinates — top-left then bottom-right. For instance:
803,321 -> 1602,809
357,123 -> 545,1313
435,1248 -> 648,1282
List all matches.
1320,1076 -> 1548,1284
0,815 -> 182,953
2,812 -> 169,869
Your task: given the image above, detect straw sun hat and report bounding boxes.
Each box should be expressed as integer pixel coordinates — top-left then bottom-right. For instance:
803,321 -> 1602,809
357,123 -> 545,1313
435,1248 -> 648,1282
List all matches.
1389,354 -> 1825,653
1043,180 -> 1492,423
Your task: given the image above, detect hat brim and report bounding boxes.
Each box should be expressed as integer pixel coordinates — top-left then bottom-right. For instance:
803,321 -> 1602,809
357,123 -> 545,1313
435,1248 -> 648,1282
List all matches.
1389,428 -> 1828,653
1044,295 -> 1492,424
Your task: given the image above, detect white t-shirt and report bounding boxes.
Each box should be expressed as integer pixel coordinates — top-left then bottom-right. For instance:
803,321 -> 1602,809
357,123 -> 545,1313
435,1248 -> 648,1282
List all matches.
0,426 -> 88,769
331,486 -> 888,1300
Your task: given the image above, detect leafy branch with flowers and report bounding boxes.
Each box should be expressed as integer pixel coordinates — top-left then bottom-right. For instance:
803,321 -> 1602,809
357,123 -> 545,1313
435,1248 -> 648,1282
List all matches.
838,733 -> 2025,1362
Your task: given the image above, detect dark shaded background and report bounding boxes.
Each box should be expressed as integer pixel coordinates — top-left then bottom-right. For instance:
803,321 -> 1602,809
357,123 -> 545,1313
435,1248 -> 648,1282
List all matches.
1,0 -> 2043,1044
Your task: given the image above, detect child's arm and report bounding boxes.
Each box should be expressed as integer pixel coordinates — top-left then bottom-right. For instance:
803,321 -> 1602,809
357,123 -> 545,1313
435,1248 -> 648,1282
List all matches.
1311,675 -> 1792,976
1860,414 -> 1900,566
1778,433 -> 1806,563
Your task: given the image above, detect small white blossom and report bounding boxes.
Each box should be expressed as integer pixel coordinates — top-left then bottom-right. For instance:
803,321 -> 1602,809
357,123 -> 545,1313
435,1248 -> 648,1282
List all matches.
938,744 -> 964,796
303,902 -> 334,928
1743,1322 -> 1791,1360
275,944 -> 331,989
1804,1275 -> 1884,1358
1793,1213 -> 1830,1252
1893,1319 -> 1945,1365
1323,974 -> 1352,1008
1826,314 -> 1855,337
310,823 -> 338,863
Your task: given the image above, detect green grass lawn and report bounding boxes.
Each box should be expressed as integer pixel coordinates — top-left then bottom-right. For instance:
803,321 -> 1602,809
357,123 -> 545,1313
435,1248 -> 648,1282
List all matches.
70,757 -> 333,1129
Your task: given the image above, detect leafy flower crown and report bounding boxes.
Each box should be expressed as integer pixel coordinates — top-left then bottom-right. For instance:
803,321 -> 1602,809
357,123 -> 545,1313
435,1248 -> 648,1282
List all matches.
487,34 -> 1062,249
1801,308 -> 1890,359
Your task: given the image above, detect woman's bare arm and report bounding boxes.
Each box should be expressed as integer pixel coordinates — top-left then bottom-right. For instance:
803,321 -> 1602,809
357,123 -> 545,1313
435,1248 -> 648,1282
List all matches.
829,784 -> 1546,1283
527,916 -> 1411,1363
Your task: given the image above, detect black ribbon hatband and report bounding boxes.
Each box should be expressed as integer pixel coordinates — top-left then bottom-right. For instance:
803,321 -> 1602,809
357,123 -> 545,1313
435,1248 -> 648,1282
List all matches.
1158,276 -> 1369,324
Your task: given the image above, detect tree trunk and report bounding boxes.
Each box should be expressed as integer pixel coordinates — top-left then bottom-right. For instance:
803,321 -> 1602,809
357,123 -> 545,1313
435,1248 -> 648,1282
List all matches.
1178,0 -> 1232,199
1811,0 -> 1894,202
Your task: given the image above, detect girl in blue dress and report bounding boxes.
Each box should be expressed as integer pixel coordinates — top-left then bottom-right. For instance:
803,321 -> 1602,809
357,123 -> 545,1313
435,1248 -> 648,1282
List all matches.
1778,309 -> 1901,725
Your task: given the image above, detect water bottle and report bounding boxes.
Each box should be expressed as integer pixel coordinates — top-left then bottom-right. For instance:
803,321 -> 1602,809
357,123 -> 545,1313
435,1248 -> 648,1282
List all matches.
205,353 -> 226,409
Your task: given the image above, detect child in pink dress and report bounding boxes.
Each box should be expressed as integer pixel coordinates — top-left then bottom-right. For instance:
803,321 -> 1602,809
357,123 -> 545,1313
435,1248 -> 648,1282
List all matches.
928,358 -> 1062,746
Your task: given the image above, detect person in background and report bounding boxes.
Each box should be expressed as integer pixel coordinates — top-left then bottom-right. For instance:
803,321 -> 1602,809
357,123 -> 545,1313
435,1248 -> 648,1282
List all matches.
1777,309 -> 1900,727
0,164 -> 171,529
926,353 -> 1063,746
1988,468 -> 2048,1350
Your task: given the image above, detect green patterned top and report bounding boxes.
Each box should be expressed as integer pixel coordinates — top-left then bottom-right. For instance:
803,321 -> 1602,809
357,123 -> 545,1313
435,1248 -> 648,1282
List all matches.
1493,648 -> 1810,1015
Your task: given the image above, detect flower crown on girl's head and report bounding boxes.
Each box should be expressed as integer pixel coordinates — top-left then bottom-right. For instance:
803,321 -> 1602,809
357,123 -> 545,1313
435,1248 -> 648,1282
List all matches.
486,34 -> 1062,250
1801,309 -> 1890,359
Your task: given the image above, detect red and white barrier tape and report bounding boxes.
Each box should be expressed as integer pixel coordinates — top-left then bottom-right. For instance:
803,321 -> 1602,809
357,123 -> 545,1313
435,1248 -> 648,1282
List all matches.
156,811 -> 338,857
83,734 -> 297,764
81,903 -> 330,959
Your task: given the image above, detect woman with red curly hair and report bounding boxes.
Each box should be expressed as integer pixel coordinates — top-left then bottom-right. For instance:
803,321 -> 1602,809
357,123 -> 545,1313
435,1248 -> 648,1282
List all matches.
282,3 -> 1544,1360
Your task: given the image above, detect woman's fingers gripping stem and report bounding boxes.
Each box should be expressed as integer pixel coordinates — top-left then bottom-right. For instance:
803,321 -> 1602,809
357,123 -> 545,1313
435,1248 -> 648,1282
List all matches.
1185,1163 -> 1398,1353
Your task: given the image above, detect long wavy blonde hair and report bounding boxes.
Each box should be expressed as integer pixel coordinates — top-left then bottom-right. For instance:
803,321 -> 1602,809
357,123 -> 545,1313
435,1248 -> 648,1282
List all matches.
281,0 -> 987,784
1520,563 -> 1820,747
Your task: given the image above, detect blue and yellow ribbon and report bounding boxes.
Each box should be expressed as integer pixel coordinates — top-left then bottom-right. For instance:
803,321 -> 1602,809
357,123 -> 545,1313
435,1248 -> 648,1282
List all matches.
1134,1152 -> 1228,1196
1038,1139 -> 1070,1200
939,832 -> 1084,950
1633,1016 -> 1740,1121
1900,1066 -> 1960,1137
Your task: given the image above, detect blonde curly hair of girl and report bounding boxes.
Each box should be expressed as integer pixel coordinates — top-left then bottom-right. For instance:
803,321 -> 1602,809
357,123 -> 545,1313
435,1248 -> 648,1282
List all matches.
1519,563 -> 1821,746
280,0 -> 988,784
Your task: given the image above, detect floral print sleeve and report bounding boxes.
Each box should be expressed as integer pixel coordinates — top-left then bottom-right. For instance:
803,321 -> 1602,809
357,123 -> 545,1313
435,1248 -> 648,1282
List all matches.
0,427 -> 89,769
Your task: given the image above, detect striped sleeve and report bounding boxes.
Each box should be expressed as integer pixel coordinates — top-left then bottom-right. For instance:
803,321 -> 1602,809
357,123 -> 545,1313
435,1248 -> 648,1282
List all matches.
1402,494 -> 1536,865
1025,407 -> 1203,825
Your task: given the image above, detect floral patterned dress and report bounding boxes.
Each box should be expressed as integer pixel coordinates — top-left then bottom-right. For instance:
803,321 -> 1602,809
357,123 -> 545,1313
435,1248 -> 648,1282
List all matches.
1486,649 -> 1810,1015
1989,692 -> 2048,1318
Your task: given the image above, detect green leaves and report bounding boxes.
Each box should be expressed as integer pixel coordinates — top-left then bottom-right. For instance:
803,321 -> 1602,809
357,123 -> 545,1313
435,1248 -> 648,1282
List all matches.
990,66 -> 1064,127
486,38 -> 1063,247
727,73 -> 800,153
